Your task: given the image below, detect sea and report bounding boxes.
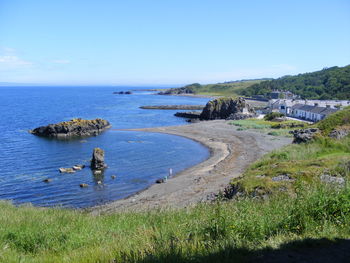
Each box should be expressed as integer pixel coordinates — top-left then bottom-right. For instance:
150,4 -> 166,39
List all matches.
0,86 -> 210,208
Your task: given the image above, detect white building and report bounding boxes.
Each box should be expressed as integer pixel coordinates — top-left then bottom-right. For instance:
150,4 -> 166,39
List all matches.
269,99 -> 350,116
290,104 -> 338,122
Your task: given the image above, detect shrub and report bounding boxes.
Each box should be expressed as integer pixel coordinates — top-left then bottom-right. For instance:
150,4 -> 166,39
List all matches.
264,112 -> 285,121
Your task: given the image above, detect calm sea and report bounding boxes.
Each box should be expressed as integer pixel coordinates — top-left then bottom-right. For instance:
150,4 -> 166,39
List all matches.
0,86 -> 210,208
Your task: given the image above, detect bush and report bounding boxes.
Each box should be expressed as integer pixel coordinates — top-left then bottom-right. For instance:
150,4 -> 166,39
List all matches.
264,112 -> 285,121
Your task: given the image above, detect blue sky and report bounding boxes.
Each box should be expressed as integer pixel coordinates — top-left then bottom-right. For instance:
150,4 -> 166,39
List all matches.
0,0 -> 349,85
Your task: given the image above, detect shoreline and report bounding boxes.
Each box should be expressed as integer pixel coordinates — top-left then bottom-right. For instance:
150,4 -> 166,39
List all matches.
90,120 -> 292,214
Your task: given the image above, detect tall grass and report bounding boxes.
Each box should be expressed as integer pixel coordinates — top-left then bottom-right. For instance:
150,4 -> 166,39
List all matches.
0,182 -> 349,262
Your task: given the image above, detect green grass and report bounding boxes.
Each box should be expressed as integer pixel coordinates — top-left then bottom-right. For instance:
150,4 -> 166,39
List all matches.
230,136 -> 350,197
316,106 -> 350,135
0,182 -> 349,263
229,119 -> 306,137
188,80 -> 263,96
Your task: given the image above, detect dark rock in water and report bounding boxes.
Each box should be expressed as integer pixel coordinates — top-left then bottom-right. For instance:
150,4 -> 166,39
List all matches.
290,128 -> 320,143
200,97 -> 255,120
30,118 -> 111,138
113,91 -> 133,94
91,147 -> 107,170
79,183 -> 89,188
174,111 -> 202,119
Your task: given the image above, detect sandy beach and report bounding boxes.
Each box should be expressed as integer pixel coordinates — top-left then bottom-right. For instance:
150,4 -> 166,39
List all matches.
91,120 -> 292,214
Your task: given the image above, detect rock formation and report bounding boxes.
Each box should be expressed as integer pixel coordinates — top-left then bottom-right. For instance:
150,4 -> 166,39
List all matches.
174,111 -> 201,119
113,91 -> 133,94
30,118 -> 111,138
199,97 -> 255,120
329,126 -> 350,140
290,128 -> 320,143
158,86 -> 195,95
91,147 -> 107,170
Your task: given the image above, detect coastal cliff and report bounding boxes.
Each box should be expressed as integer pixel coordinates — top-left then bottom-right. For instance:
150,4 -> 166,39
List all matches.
200,97 -> 255,120
30,118 -> 111,138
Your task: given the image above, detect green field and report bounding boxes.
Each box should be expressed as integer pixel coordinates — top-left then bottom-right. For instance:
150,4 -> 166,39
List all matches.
188,80 -> 263,96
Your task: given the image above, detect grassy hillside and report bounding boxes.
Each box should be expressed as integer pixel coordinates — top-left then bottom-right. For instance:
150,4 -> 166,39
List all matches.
0,184 -> 349,263
239,65 -> 350,100
168,80 -> 264,96
0,108 -> 349,263
229,107 -> 350,197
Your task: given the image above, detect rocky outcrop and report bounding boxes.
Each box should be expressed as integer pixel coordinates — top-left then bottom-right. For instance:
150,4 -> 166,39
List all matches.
140,105 -> 204,110
199,97 -> 255,120
158,86 -> 195,95
174,111 -> 201,119
329,126 -> 350,140
290,128 -> 320,143
30,118 -> 111,138
91,148 -> 107,170
113,91 -> 133,94
226,112 -> 256,120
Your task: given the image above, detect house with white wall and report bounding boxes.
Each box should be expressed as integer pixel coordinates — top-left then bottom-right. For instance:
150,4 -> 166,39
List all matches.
290,104 -> 338,122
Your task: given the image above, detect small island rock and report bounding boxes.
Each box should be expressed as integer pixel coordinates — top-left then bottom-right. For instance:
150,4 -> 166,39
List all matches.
91,148 -> 107,170
30,118 -> 111,138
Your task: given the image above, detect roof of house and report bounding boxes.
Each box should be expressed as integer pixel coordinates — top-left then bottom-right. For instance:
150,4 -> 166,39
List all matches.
292,104 -> 338,116
319,108 -> 338,116
297,105 -> 315,111
291,104 -> 305,110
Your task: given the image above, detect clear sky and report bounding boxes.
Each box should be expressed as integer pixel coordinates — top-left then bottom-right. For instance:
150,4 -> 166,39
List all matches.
0,0 -> 349,85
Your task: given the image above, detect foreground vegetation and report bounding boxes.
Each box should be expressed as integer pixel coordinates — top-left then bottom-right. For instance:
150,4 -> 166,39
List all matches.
229,118 -> 306,137
1,109 -> 349,263
0,182 -> 349,263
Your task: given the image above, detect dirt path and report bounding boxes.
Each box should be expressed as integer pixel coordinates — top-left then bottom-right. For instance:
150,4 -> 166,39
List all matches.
90,120 -> 292,214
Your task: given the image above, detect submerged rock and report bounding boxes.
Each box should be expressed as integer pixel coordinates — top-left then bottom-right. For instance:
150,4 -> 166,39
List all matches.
91,148 -> 107,170
43,178 -> 52,183
113,91 -> 133,94
30,118 -> 111,138
199,97 -> 255,120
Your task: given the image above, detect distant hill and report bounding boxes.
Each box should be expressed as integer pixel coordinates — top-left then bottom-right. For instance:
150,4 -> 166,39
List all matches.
239,65 -> 350,100
167,79 -> 265,96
